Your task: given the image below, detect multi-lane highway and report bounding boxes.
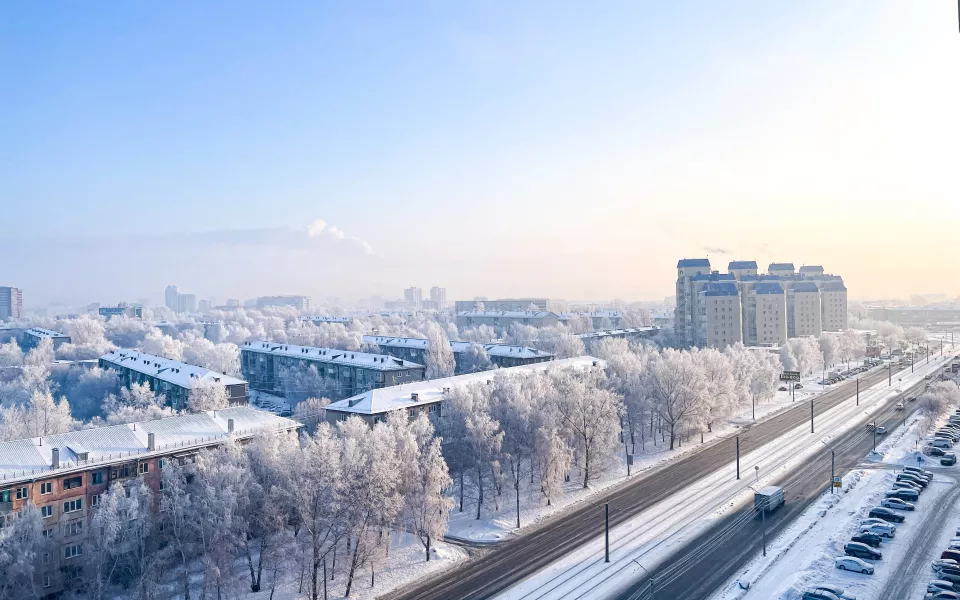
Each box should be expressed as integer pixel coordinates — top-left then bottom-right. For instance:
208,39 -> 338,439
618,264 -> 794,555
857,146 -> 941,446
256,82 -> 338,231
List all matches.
618,361 -> 951,600
386,357 -> 946,600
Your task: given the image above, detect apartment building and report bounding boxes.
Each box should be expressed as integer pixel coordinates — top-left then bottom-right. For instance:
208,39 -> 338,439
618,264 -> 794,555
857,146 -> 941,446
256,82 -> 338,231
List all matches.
675,258 -> 849,348
98,304 -> 143,320
324,356 -> 605,426
240,341 -> 425,399
177,294 -> 197,313
751,282 -> 787,346
23,328 -> 72,351
700,282 -> 743,348
453,298 -> 549,313
256,296 -> 311,311
576,327 -> 660,351
0,286 -> 23,321
361,335 -> 555,373
787,282 -> 822,337
99,350 -> 249,409
164,285 -> 179,311
0,407 -> 299,596
403,288 -> 423,309
429,287 -> 446,309
300,315 -> 354,325
559,310 -> 624,329
456,310 -> 560,331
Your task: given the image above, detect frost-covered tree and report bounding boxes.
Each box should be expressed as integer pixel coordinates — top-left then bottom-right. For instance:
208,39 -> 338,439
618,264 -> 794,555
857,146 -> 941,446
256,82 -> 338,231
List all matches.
24,338 -> 54,368
141,329 -> 184,360
86,479 -> 155,599
0,339 -> 23,368
748,353 -> 780,418
551,369 -> 622,486
50,365 -> 119,420
459,324 -> 498,344
457,342 -> 493,374
0,502 -> 48,599
181,334 -> 241,376
838,329 -> 866,363
187,381 -> 229,412
104,315 -> 152,348
644,349 -> 705,450
424,322 -> 456,379
56,315 -> 115,361
293,397 -> 330,434
818,334 -> 839,367
691,348 -> 737,434
282,364 -> 339,403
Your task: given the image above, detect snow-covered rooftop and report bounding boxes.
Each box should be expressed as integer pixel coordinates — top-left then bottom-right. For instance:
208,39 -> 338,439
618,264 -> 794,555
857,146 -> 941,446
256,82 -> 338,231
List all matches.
327,356 -> 605,415
300,316 -> 353,324
25,327 -> 69,338
576,327 -> 659,340
100,349 -> 246,389
677,258 -> 711,268
728,260 -> 758,269
241,341 -> 423,371
456,311 -> 559,319
0,407 -> 300,485
362,336 -> 553,360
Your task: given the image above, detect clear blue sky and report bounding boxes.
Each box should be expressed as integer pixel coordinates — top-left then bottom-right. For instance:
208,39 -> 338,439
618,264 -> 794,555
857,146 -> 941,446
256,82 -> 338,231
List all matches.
2,1 -> 958,306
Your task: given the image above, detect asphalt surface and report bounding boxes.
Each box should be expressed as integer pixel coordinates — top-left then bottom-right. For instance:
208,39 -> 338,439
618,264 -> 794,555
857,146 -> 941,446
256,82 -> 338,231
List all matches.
876,475 -> 960,600
384,360 -> 926,600
617,362 -> 956,600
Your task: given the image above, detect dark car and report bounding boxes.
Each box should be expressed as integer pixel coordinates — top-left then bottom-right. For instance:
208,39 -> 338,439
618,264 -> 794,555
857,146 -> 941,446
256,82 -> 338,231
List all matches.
944,454 -> 958,467
868,507 -> 905,523
897,473 -> 929,487
851,532 -> 883,548
886,489 -> 919,502
943,550 -> 960,563
927,446 -> 948,457
845,541 -> 882,560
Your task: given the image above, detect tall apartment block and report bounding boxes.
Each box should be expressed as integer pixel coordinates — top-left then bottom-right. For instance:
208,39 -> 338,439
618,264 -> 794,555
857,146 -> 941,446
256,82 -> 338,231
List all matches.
429,286 -> 446,309
0,286 -> 23,321
404,287 -> 423,309
675,258 -> 848,348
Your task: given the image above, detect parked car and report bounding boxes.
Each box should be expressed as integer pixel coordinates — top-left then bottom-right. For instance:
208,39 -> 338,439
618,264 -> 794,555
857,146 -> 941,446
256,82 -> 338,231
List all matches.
881,497 -> 915,511
779,386 -> 788,392
926,445 -> 947,457
868,507 -> 905,523
851,532 -> 882,548
924,591 -> 960,600
898,473 -> 929,487
886,489 -> 920,502
944,454 -> 958,467
941,572 -> 960,586
812,585 -> 857,600
801,590 -> 841,600
942,550 -> 960,563
835,556 -> 874,574
896,402 -> 905,411
932,439 -> 954,450
795,383 -> 803,389
930,581 -> 957,594
934,559 -> 960,572
908,396 -> 917,402
844,542 -> 882,560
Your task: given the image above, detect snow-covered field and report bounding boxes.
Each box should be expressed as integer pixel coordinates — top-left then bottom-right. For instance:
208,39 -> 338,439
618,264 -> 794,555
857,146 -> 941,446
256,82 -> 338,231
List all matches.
710,389 -> 960,600
489,353 -> 957,600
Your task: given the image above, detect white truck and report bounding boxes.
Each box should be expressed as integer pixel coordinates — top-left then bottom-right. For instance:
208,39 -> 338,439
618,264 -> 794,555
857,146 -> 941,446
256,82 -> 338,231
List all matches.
754,486 -> 785,513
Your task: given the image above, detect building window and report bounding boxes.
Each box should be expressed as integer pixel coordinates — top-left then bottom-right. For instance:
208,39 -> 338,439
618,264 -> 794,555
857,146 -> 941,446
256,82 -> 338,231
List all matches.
92,494 -> 101,507
15,487 -> 27,500
40,482 -> 52,495
158,459 -> 165,470
41,505 -> 53,518
92,471 -> 104,485
63,498 -> 82,513
139,462 -> 149,475
43,575 -> 51,588
64,476 -> 82,490
66,521 -> 83,536
42,528 -> 54,538
64,544 -> 82,559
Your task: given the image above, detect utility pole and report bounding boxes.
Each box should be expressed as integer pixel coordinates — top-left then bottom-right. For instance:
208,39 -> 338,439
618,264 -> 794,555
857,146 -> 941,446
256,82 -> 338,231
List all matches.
604,503 -> 610,563
856,377 -> 859,406
736,436 -> 740,480
831,449 -> 835,495
761,501 -> 767,557
810,397 -> 814,433
889,363 -> 892,386
873,421 -> 877,452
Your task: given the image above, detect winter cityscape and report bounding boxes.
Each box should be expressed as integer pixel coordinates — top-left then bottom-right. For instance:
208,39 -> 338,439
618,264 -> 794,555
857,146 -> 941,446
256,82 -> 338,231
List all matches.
3,3 -> 960,600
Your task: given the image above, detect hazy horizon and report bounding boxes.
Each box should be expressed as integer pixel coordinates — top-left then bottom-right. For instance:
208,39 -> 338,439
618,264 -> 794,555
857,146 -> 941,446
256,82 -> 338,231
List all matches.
3,1 -> 959,308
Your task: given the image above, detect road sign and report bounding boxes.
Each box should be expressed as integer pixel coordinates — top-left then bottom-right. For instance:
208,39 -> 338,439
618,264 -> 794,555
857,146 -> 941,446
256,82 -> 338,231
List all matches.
833,476 -> 842,488
780,371 -> 801,382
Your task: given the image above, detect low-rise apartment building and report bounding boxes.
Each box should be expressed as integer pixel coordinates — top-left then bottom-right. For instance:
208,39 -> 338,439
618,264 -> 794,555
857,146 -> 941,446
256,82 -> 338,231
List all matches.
456,310 -> 560,331
99,350 -> 248,409
256,296 -> 310,311
324,356 -> 605,426
576,327 -> 660,350
361,335 -> 555,373
23,328 -> 72,351
0,407 -> 300,596
454,298 -> 549,313
240,341 -> 425,399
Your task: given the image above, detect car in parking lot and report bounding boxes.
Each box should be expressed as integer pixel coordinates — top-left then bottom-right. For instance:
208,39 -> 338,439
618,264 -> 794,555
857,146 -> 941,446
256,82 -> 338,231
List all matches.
932,439 -> 954,450
925,591 -> 960,600
779,386 -> 788,392
898,473 -> 929,487
844,541 -> 882,560
835,556 -> 874,574
926,445 -> 948,457
811,585 -> 857,600
934,559 -> 960,572
886,488 -> 920,502
860,523 -> 896,538
851,532 -> 882,548
801,589 -> 841,600
881,497 -> 915,511
944,453 -> 958,466
795,383 -> 803,389
943,550 -> 960,563
868,507 -> 905,523
930,581 -> 957,594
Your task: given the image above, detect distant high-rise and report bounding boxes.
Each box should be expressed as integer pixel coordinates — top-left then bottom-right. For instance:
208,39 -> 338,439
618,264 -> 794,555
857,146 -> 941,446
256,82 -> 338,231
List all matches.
404,287 -> 423,309
165,285 -> 179,311
256,296 -> 310,311
430,286 -> 446,309
177,293 -> 197,313
198,300 -> 212,312
0,287 -> 23,321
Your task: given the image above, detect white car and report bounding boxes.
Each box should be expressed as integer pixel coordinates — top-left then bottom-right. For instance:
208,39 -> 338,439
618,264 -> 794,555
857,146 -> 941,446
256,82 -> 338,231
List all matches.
881,497 -> 915,511
835,556 -> 874,574
931,581 -> 958,593
860,523 -> 896,538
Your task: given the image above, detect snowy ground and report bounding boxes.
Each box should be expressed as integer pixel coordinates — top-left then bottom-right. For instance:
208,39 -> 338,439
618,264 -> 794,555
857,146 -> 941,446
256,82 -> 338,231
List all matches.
446,362 -> 869,544
488,352 -> 958,600
709,387 -> 960,600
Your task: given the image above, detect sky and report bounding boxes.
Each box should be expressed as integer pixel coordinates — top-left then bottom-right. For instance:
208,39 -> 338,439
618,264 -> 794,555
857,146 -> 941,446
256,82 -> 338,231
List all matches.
2,1 -> 959,308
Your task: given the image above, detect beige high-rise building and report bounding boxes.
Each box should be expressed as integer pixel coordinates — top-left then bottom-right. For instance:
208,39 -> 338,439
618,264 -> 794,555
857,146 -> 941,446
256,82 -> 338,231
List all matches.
751,282 -> 787,346
700,282 -> 743,348
820,281 -> 848,331
787,282 -> 822,337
